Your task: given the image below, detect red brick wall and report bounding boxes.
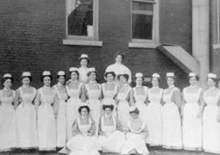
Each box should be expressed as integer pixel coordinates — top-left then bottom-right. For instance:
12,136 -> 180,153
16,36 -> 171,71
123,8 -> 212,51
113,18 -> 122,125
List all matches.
0,0 -> 191,89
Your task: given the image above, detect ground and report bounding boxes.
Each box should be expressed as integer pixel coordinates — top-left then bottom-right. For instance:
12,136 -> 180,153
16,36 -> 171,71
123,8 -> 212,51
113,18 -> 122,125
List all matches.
0,147 -> 217,155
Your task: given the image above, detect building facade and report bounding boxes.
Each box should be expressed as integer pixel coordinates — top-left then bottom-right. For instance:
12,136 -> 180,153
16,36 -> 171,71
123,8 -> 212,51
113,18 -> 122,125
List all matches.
0,0 -> 218,89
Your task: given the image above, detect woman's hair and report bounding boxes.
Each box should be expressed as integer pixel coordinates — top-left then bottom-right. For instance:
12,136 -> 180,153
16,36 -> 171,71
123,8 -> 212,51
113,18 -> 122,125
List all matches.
78,105 -> 90,114
41,75 -> 53,82
2,77 -> 13,85
22,76 -> 32,82
102,104 -> 114,111
118,74 -> 129,81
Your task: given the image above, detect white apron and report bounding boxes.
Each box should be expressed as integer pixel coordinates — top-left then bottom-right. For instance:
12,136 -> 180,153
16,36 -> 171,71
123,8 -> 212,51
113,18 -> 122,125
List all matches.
162,87 -> 182,149
203,89 -> 220,154
146,87 -> 163,146
16,87 -> 38,149
66,83 -> 83,140
37,88 -> 56,150
182,87 -> 202,150
98,116 -> 125,153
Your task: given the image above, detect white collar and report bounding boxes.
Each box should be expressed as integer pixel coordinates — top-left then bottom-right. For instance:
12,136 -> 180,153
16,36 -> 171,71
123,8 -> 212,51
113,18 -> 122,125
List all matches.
168,85 -> 175,88
22,85 -> 30,88
43,85 -> 51,88
3,87 -> 11,91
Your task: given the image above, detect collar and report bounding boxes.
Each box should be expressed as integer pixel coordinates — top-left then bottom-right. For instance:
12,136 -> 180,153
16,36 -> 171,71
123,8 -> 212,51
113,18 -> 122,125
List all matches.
168,85 -> 175,88
3,87 -> 11,91
89,80 -> 96,84
43,85 -> 51,88
153,86 -> 159,88
22,85 -> 30,88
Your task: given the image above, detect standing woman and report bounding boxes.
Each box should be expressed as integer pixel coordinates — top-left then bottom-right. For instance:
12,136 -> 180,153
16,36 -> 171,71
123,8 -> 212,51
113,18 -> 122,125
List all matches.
162,72 -> 182,149
132,73 -> 148,123
202,73 -> 220,154
78,54 -> 90,84
182,72 -> 203,150
53,71 -> 68,148
35,71 -> 58,151
116,73 -> 133,128
16,72 -> 38,149
146,73 -> 163,146
0,73 -> 17,152
84,67 -> 101,135
101,71 -> 118,116
66,67 -> 83,140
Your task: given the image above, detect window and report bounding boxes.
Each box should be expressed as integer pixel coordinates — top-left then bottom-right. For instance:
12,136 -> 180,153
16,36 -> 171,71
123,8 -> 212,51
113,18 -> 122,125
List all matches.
129,0 -> 159,48
63,0 -> 102,46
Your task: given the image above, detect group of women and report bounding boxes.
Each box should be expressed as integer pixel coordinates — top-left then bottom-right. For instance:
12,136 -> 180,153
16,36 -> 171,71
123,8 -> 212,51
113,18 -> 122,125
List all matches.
0,53 -> 219,155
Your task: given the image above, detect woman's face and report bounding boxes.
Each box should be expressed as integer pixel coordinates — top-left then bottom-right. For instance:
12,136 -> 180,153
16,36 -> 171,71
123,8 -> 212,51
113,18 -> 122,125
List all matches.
80,59 -> 88,67
152,77 -> 159,87
106,73 -> 114,82
104,107 -> 112,116
167,77 -> 175,87
4,79 -> 12,89
89,72 -> 96,81
207,78 -> 216,88
71,71 -> 78,81
119,76 -> 127,84
80,108 -> 88,117
115,55 -> 122,63
22,77 -> 30,86
189,77 -> 197,86
58,76 -> 65,85
135,77 -> 143,86
43,76 -> 51,87
130,112 -> 139,119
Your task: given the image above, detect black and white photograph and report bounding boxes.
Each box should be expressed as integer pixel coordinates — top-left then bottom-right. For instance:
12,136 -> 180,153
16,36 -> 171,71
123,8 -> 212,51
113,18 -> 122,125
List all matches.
0,0 -> 220,155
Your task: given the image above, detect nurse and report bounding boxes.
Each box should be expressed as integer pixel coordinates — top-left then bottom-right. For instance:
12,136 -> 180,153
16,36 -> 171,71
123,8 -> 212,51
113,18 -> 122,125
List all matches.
98,104 -> 125,153
78,54 -> 90,84
35,71 -> 58,151
162,72 -> 182,149
16,72 -> 38,149
182,72 -> 203,150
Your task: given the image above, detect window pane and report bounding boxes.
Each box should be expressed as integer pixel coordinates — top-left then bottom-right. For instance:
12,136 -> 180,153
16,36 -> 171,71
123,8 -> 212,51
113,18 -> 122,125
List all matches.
132,2 -> 153,12
67,0 -> 94,36
132,14 -> 153,39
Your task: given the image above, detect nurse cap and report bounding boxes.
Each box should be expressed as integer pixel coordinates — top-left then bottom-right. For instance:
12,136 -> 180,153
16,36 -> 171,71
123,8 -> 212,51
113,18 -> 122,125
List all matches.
166,72 -> 175,77
22,71 -> 31,77
188,72 -> 196,77
79,54 -> 89,60
135,72 -> 143,78
152,73 -> 160,78
42,71 -> 51,76
208,73 -> 217,79
3,73 -> 12,78
88,67 -> 96,72
57,71 -> 65,76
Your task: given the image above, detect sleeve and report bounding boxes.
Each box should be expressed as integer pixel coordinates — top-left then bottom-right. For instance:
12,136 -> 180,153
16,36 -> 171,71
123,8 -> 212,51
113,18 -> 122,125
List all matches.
116,117 -> 123,131
34,89 -> 41,111
14,88 -> 20,109
53,90 -> 59,116
72,119 -> 81,137
126,67 -> 132,84
89,117 -> 96,136
172,88 -> 182,109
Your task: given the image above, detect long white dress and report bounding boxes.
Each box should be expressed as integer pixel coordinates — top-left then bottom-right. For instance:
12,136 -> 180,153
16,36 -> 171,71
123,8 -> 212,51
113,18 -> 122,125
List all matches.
85,83 -> 101,135
146,87 -> 163,146
162,87 -> 182,149
37,87 -> 57,151
133,86 -> 148,123
101,83 -> 117,116
0,89 -> 17,151
117,85 -> 131,128
182,86 -> 202,150
16,87 -> 38,149
121,117 -> 149,155
53,84 -> 68,147
66,82 -> 83,140
78,67 -> 90,84
67,117 -> 100,155
98,116 -> 125,153
203,88 -> 220,154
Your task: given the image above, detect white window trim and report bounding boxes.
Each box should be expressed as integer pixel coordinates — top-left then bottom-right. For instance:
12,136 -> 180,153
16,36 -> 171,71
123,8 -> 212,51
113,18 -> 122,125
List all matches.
63,0 -> 103,46
129,0 -> 159,48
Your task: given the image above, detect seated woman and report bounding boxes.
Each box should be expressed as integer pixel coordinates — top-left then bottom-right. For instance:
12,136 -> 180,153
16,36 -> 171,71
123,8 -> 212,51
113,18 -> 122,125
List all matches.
66,103 -> 100,155
121,106 -> 149,155
98,104 -> 125,153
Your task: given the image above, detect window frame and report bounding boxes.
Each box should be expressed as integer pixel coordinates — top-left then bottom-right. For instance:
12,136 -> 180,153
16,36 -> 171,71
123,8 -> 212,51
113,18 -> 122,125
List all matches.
129,0 -> 159,48
63,0 -> 103,46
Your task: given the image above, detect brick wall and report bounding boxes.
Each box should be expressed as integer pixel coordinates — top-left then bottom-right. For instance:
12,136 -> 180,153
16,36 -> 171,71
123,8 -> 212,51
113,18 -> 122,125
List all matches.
0,0 -> 191,89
